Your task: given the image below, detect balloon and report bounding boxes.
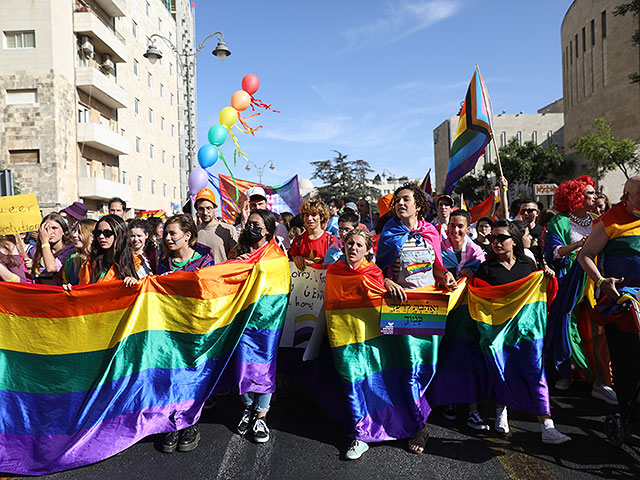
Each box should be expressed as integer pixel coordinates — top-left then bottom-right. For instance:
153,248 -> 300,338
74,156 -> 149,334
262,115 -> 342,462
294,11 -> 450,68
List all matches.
230,90 -> 251,111
241,73 -> 259,95
197,144 -> 219,169
219,106 -> 238,128
188,167 -> 208,195
208,125 -> 228,146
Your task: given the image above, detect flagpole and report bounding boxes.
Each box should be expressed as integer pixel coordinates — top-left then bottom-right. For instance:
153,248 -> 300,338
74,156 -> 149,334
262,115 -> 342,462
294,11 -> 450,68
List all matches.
490,133 -> 504,179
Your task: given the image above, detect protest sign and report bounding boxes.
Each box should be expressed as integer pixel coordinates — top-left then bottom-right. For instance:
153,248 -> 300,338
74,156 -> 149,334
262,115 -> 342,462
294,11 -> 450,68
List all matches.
0,193 -> 41,235
280,263 -> 325,349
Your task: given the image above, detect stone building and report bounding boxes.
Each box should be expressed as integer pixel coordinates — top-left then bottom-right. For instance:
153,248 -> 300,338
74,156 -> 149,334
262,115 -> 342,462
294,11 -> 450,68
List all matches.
561,0 -> 640,200
0,0 -> 195,217
433,110 -> 565,193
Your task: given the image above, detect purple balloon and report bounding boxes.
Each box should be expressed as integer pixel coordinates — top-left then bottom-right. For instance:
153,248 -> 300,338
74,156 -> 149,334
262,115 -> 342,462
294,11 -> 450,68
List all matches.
188,167 -> 209,195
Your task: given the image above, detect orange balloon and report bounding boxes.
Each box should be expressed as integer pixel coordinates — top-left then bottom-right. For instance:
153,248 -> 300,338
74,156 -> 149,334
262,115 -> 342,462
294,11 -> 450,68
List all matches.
230,90 -> 251,112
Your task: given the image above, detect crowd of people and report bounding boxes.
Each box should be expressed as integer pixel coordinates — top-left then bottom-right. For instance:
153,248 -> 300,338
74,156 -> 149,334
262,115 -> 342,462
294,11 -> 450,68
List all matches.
1,174 -> 639,462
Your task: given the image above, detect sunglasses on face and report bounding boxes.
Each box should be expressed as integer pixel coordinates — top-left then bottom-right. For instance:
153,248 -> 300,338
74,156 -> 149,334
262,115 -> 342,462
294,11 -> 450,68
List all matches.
95,229 -> 115,238
487,234 -> 512,244
519,208 -> 538,214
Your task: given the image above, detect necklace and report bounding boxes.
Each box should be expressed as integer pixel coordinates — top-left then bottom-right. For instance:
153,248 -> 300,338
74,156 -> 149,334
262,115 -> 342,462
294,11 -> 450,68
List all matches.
569,212 -> 592,227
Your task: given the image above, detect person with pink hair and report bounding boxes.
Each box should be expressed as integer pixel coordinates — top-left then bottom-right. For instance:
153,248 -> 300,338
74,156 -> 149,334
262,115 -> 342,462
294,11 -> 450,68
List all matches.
544,175 -> 616,405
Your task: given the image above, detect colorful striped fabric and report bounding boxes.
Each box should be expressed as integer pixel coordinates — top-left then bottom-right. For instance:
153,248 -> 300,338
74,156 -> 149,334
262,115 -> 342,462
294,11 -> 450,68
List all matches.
0,241 -> 290,475
468,190 -> 496,224
325,260 -> 442,442
599,203 -> 640,286
444,66 -> 494,194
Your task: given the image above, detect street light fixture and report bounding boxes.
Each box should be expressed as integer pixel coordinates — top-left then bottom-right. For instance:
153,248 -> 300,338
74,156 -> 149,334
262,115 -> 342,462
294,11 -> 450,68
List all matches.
245,160 -> 275,184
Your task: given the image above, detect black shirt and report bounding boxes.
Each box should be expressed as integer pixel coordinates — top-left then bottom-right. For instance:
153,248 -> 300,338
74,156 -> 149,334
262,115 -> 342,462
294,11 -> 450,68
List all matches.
474,239 -> 492,257
474,256 -> 537,286
529,224 -> 544,263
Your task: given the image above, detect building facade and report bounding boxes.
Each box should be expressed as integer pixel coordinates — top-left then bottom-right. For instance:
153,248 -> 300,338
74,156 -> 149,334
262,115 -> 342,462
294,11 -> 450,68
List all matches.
561,0 -> 640,199
433,111 -> 565,193
0,0 -> 195,217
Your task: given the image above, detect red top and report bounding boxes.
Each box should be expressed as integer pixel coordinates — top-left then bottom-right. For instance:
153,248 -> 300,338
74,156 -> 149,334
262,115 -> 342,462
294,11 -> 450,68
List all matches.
289,231 -> 337,264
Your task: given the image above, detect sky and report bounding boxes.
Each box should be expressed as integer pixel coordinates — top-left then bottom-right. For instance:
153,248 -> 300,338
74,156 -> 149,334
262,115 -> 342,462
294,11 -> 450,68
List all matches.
193,0 -> 574,188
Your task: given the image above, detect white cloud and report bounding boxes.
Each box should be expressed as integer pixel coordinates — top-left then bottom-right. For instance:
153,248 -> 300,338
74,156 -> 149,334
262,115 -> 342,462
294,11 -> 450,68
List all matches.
341,1 -> 461,53
261,115 -> 351,143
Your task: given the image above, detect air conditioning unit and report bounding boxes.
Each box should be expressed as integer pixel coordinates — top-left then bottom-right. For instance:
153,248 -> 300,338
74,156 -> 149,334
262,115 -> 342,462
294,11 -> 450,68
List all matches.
80,36 -> 94,58
101,54 -> 115,74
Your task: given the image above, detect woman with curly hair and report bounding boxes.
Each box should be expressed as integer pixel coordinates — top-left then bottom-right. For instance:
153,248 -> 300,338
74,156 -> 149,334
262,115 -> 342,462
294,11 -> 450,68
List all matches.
544,176 -> 615,404
375,183 -> 457,455
31,212 -> 75,285
128,218 -> 154,274
288,197 -> 337,270
62,219 -> 97,285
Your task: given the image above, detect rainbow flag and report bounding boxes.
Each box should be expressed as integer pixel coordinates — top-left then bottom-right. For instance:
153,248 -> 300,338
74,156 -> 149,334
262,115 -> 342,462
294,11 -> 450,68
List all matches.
460,192 -> 468,211
444,66 -> 494,194
468,190 -> 496,223
0,242 -> 290,475
324,260 -> 441,442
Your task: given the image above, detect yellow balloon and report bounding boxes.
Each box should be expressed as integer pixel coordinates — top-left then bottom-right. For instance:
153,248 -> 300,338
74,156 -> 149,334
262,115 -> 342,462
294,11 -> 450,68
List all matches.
219,106 -> 238,128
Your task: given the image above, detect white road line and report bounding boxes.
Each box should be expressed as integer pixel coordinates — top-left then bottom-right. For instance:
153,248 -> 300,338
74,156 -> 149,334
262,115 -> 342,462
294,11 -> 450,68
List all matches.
250,430 -> 275,479
215,434 -> 250,480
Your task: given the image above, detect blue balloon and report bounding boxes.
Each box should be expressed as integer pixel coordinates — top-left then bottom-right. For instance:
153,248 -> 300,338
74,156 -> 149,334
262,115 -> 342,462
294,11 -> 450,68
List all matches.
208,125 -> 228,146
197,144 -> 219,169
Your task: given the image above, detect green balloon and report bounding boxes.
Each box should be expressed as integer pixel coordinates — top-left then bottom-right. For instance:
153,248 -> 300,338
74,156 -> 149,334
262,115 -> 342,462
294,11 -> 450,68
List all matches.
208,125 -> 228,146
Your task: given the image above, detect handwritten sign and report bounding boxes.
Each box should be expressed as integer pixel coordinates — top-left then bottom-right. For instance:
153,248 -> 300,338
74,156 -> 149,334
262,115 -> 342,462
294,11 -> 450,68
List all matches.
534,184 -> 558,196
380,280 -> 466,336
0,194 -> 41,235
280,263 -> 326,349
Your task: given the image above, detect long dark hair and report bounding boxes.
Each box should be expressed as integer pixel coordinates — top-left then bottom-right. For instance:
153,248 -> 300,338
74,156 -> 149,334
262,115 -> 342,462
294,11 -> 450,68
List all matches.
89,214 -> 138,283
389,183 -> 431,220
233,209 -> 276,257
485,219 -> 527,263
128,218 -> 155,254
31,212 -> 73,277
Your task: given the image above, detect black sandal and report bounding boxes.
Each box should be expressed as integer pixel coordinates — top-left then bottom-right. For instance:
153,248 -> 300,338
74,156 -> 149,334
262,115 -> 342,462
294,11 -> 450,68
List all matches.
408,428 -> 429,454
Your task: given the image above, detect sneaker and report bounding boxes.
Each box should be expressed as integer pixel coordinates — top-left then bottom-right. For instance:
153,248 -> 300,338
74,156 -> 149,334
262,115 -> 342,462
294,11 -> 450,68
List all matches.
177,425 -> 201,452
555,378 -> 572,391
592,385 -> 619,406
541,426 -> 571,445
443,404 -> 456,421
494,407 -> 509,434
237,408 -> 253,436
345,440 -> 369,460
467,411 -> 490,431
253,417 -> 270,443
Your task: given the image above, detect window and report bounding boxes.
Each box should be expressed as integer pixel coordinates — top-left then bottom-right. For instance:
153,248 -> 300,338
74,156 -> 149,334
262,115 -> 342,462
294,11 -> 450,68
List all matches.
132,20 -> 137,38
149,144 -> 154,159
4,31 -> 35,49
161,116 -> 165,130
500,131 -> 506,147
137,175 -> 142,192
147,72 -> 152,88
134,97 -> 139,115
163,183 -> 167,197
160,83 -> 163,97
148,107 -> 153,123
171,124 -> 175,137
162,150 -> 166,164
172,155 -> 176,168
158,18 -> 162,32
135,137 -> 141,153
570,41 -> 573,64
173,186 -> 177,199
485,147 -> 491,163
133,59 -> 139,77
575,34 -> 578,58
78,104 -> 89,123
151,179 -> 156,194
547,130 -> 553,141
146,1 -> 150,17
532,131 -> 537,143
582,27 -> 586,52
169,63 -> 173,76
170,93 -> 174,106
7,89 -> 37,105
122,171 -> 127,184
602,11 -> 607,38
516,131 -> 522,145
591,19 -> 595,46
9,149 -> 39,164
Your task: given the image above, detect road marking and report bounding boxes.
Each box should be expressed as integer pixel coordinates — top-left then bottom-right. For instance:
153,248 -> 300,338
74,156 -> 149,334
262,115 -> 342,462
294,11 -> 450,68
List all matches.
215,434 -> 250,480
251,430 -> 275,479
483,430 -> 555,480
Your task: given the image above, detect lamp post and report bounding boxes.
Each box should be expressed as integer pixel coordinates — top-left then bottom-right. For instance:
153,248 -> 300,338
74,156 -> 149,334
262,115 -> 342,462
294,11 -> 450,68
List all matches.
143,31 -> 231,199
245,160 -> 275,185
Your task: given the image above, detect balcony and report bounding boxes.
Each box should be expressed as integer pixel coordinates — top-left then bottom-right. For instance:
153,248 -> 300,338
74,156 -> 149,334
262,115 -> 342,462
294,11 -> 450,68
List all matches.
76,67 -> 128,109
74,10 -> 127,63
94,0 -> 126,17
77,122 -> 130,155
79,177 -> 132,202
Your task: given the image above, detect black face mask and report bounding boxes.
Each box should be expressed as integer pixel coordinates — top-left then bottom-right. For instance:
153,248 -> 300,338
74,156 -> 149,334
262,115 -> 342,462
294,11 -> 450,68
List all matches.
244,221 -> 264,243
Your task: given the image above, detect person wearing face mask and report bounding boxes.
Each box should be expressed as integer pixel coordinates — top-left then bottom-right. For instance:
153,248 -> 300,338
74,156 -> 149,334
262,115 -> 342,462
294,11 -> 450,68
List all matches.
239,186 -> 291,251
578,176 -> 640,426
473,217 -> 494,256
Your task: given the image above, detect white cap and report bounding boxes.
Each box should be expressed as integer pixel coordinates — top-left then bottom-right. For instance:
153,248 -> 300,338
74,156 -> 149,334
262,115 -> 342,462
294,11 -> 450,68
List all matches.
245,186 -> 267,200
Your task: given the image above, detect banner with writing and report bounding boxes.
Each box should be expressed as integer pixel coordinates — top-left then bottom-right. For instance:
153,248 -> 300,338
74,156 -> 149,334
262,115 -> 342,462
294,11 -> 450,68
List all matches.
280,263 -> 326,348
0,193 -> 41,235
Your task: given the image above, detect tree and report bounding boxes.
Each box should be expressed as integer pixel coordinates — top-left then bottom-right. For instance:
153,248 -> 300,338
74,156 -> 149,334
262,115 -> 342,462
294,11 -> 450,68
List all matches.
614,1 -> 640,83
570,117 -> 640,179
310,150 -> 380,201
454,173 -> 487,205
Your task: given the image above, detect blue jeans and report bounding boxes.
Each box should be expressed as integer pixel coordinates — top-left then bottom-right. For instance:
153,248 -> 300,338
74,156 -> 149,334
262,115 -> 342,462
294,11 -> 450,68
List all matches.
241,392 -> 272,413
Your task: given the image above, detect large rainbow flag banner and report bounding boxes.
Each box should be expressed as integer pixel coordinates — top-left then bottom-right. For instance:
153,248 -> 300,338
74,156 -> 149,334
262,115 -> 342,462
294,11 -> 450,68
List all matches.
0,242 -> 290,475
444,65 -> 494,194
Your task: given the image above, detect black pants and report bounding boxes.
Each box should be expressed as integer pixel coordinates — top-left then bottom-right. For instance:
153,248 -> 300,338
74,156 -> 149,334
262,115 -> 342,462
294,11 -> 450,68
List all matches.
604,321 -> 640,413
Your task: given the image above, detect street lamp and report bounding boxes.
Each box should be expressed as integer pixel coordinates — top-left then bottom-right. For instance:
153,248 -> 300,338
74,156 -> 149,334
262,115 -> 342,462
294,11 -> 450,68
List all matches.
245,160 -> 275,184
143,31 -> 231,199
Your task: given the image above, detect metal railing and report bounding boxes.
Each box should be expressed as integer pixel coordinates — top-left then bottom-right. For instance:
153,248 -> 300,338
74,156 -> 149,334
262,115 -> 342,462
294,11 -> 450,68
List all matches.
75,0 -> 125,44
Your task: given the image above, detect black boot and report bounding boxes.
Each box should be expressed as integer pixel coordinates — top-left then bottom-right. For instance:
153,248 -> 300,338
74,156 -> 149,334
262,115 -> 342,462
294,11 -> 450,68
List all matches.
178,424 -> 201,452
162,430 -> 181,453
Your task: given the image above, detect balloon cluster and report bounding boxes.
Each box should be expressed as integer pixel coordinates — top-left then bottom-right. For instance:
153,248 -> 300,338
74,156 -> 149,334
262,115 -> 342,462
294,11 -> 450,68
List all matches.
188,74 -> 278,197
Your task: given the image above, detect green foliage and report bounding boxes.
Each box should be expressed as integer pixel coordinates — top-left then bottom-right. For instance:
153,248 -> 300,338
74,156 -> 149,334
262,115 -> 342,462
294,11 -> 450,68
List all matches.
614,0 -> 640,83
570,117 -> 640,179
310,150 -> 380,201
454,173 -> 487,204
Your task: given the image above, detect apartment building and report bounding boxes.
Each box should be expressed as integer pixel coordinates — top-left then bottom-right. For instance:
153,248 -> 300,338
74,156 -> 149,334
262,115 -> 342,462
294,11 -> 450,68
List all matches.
0,0 -> 195,217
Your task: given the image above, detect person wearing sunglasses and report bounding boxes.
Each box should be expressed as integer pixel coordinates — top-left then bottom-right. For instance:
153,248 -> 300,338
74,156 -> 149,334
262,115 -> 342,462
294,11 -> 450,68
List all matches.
475,219 -> 571,444
543,176 -> 615,404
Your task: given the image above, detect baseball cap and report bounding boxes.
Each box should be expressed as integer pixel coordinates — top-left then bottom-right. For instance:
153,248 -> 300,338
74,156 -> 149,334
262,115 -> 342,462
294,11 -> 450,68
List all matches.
437,194 -> 454,206
377,194 -> 393,217
344,201 -> 358,212
246,186 -> 267,201
195,188 -> 217,208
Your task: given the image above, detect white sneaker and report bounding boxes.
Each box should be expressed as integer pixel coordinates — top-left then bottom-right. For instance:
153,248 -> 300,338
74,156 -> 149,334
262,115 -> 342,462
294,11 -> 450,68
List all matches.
494,407 -> 509,434
592,385 -> 618,405
541,426 -> 572,444
555,378 -> 571,391
345,440 -> 369,460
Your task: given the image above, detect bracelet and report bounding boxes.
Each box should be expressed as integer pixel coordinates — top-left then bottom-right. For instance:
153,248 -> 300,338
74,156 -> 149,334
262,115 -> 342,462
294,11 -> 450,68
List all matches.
41,243 -> 50,248
596,277 -> 604,288
8,274 -> 19,282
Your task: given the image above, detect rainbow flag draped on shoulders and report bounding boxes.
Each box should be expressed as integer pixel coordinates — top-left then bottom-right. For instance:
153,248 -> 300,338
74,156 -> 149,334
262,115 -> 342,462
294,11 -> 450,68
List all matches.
325,260 -> 443,442
0,241 -> 290,475
444,65 -> 494,194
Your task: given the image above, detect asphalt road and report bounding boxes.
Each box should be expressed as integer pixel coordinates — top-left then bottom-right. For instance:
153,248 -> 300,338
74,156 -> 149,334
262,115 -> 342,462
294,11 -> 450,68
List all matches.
9,380 -> 637,480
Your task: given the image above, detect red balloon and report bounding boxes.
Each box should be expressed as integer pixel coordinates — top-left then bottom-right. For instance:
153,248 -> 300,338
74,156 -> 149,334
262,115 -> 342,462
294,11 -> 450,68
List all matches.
241,74 -> 259,95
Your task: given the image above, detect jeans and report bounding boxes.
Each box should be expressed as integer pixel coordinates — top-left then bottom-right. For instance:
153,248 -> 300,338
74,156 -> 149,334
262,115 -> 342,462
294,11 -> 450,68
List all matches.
241,392 -> 272,413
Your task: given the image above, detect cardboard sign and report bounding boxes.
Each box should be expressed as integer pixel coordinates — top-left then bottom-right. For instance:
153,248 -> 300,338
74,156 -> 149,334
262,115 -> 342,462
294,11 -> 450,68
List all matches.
534,184 -> 558,196
0,194 -> 41,235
